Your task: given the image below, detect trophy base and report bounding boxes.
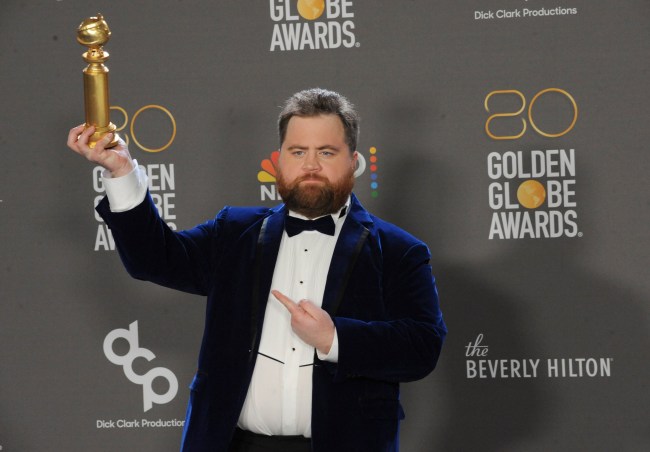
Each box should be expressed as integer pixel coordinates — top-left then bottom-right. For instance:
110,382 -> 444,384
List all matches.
86,123 -> 119,149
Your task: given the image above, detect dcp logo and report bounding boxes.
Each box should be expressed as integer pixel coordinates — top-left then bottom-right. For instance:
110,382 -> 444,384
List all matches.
103,321 -> 179,412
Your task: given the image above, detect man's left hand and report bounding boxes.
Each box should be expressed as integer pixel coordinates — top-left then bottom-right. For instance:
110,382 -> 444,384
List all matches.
272,290 -> 335,354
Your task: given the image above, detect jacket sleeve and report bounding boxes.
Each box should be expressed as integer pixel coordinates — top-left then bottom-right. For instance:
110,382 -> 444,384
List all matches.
96,192 -> 226,296
331,241 -> 447,383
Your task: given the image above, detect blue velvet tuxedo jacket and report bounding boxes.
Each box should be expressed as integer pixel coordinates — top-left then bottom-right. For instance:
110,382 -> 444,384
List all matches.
97,192 -> 446,452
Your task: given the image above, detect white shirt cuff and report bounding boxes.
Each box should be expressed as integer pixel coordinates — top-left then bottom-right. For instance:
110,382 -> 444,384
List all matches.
316,328 -> 339,363
101,160 -> 148,212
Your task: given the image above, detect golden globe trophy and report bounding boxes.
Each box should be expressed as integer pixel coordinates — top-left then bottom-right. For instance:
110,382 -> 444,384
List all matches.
77,14 -> 119,148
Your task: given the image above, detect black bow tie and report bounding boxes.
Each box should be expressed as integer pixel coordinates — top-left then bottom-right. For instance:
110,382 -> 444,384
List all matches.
285,214 -> 336,237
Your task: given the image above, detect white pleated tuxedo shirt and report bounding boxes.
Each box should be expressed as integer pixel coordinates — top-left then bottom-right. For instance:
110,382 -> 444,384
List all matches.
101,162 -> 342,438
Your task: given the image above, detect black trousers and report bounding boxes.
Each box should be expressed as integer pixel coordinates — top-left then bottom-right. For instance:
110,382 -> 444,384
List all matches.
229,428 -> 312,452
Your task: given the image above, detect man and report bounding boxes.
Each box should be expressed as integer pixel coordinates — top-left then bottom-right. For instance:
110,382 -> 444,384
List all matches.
68,88 -> 446,452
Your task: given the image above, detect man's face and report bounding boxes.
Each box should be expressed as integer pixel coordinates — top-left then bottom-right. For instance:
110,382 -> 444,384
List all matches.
276,114 -> 358,218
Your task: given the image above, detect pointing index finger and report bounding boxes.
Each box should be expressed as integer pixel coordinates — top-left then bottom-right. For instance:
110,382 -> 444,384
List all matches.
271,290 -> 298,314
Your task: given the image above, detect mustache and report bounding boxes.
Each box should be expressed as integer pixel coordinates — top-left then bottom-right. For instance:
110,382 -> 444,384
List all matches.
295,174 -> 329,183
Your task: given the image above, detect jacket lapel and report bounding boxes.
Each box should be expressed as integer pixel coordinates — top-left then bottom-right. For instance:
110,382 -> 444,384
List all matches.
322,194 -> 372,316
249,205 -> 285,353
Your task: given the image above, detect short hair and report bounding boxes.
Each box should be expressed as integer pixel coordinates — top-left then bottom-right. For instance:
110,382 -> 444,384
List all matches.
278,88 -> 359,152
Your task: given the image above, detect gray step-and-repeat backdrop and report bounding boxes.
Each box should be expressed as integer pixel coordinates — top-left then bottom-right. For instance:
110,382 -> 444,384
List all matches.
1,1 -> 648,451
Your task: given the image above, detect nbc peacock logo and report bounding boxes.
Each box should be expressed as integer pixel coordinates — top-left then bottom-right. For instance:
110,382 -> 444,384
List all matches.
257,149 -> 370,201
258,150 -> 281,200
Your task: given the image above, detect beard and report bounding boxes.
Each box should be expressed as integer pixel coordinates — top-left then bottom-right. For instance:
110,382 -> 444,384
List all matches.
276,169 -> 354,218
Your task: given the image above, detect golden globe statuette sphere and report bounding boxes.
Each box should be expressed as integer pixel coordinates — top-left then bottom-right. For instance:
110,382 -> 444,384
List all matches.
77,14 -> 111,47
77,14 -> 119,148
